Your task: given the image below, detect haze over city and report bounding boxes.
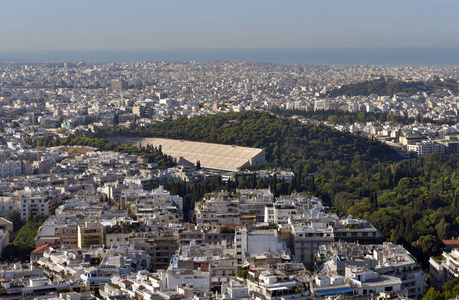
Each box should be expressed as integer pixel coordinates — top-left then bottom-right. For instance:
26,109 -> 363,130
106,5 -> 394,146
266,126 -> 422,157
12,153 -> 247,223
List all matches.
2,1 -> 459,300
2,0 -> 459,51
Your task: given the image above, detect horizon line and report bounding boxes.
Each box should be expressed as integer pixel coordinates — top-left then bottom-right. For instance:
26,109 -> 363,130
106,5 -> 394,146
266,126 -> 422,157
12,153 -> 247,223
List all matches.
1,46 -> 459,52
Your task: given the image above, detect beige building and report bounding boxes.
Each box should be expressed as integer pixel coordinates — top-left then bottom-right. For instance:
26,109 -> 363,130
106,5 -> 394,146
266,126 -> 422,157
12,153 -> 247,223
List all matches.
77,221 -> 104,249
35,223 -> 78,248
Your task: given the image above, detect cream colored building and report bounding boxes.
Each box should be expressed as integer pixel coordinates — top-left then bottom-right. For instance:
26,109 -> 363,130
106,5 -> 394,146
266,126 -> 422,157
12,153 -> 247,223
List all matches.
77,221 -> 104,249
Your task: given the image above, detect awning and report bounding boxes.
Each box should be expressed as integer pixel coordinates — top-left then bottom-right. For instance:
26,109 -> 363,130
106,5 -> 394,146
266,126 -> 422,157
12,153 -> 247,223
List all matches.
267,287 -> 289,291
314,288 -> 352,296
53,265 -> 65,273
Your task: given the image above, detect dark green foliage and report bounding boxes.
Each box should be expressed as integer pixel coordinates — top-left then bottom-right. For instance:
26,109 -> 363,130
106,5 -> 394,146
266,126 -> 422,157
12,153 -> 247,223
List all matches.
331,153 -> 459,267
3,211 -> 24,232
220,227 -> 236,233
328,77 -> 458,97
422,287 -> 444,300
94,111 -> 400,172
422,278 -> 459,300
417,235 -> 444,257
237,268 -> 249,279
2,214 -> 48,261
442,278 -> 459,299
158,177 -> 228,222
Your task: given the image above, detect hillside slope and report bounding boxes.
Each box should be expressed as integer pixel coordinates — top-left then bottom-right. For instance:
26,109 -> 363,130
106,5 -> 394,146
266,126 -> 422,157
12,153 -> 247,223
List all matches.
98,111 -> 400,173
328,77 -> 458,97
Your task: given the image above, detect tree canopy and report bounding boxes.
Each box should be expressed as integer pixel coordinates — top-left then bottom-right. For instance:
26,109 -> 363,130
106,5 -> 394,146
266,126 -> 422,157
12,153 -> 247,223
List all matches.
2,214 -> 48,261
328,77 -> 458,97
94,111 -> 400,173
89,111 -> 459,265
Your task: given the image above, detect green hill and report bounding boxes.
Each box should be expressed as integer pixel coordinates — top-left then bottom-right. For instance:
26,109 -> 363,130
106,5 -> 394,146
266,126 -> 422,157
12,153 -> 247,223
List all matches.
99,111 -> 400,173
328,77 -> 458,97
91,111 -> 459,265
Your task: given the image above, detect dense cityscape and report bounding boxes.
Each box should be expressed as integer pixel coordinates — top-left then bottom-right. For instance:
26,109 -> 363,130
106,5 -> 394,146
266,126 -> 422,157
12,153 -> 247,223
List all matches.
0,60 -> 459,299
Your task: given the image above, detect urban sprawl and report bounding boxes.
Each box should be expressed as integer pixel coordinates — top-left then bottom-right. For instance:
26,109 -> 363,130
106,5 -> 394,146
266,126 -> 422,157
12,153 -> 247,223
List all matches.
0,61 -> 458,300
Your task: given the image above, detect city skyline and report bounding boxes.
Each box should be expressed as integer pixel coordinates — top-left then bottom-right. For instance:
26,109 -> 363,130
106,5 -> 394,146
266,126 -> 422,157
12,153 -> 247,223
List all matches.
1,0 -> 459,51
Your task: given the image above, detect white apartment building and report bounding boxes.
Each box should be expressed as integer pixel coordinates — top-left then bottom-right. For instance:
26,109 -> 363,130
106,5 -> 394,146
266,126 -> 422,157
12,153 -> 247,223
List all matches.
347,267 -> 402,299
0,200 -> 20,217
158,269 -> 210,291
20,196 -> 51,220
430,248 -> 459,289
264,204 -> 297,224
311,274 -> 353,298
407,142 -> 445,156
291,222 -> 334,265
0,160 -> 22,178
196,193 -> 241,226
323,242 -> 424,299
196,189 -> 275,226
234,227 -> 289,265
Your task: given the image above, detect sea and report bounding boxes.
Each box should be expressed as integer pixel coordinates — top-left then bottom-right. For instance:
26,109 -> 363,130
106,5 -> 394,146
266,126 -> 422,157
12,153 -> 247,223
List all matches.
0,47 -> 458,66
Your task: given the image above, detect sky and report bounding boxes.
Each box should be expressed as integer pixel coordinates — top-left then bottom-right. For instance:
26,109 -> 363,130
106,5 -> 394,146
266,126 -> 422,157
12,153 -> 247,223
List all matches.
1,0 -> 458,51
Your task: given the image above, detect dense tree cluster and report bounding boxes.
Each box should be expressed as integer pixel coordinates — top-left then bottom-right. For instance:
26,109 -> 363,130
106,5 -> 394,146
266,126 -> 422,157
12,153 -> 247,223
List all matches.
315,153 -> 459,267
2,214 -> 48,261
423,278 -> 459,300
95,111 -> 400,173
328,77 -> 458,97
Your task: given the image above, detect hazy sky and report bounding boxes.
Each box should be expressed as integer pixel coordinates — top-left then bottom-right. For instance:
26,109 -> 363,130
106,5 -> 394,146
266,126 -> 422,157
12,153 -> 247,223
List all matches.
1,0 -> 458,51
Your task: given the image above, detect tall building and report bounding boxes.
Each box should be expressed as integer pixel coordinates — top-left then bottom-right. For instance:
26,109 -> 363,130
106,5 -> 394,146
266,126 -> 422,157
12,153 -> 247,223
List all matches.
77,221 -> 104,249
